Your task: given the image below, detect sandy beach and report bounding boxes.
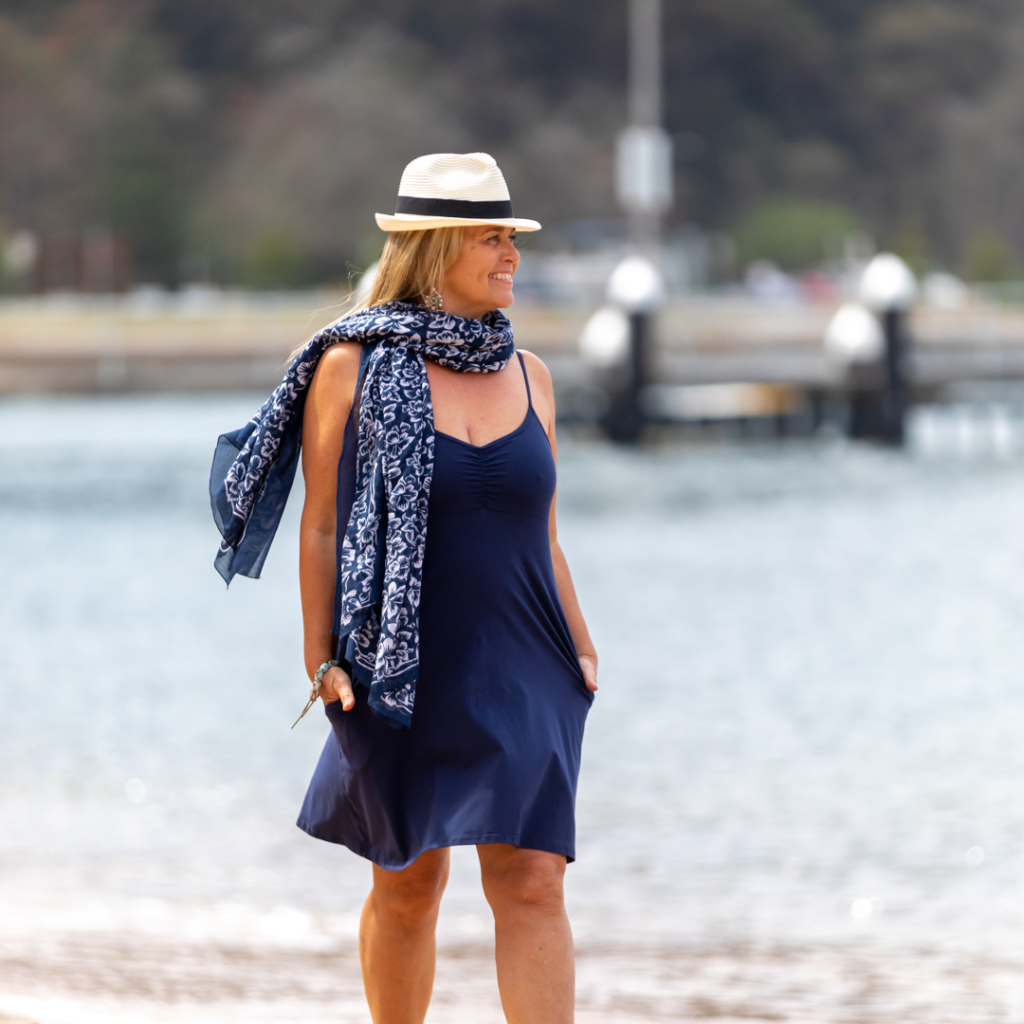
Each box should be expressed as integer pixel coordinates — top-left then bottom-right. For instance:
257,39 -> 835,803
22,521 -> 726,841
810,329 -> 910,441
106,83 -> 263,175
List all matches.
5,930 -> 1024,1023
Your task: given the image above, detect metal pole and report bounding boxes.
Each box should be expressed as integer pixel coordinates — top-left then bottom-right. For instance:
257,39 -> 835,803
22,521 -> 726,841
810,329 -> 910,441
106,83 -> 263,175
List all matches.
628,0 -> 661,253
630,0 -> 661,126
605,0 -> 660,444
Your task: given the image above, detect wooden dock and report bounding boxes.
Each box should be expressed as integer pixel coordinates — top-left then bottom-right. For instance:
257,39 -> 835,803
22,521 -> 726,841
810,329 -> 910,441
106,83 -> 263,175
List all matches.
3,292 -> 1024,397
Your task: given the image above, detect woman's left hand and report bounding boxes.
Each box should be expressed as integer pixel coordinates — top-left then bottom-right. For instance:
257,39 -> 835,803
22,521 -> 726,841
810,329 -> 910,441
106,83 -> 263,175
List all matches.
579,654 -> 598,693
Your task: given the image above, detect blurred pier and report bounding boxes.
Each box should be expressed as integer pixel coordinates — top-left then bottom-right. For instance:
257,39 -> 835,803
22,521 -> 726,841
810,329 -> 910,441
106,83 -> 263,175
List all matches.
6,291 -> 1024,415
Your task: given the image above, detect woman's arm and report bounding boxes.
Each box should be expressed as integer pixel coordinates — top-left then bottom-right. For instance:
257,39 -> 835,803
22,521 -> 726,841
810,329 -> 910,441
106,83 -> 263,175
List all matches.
520,351 -> 599,693
299,341 -> 362,709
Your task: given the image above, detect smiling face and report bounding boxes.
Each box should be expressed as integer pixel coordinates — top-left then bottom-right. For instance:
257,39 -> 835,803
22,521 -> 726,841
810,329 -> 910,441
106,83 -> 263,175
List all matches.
440,225 -> 520,320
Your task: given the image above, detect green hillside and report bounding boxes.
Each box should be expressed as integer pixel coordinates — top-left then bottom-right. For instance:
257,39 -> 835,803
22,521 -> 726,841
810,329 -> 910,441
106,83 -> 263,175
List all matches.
0,0 -> 1015,284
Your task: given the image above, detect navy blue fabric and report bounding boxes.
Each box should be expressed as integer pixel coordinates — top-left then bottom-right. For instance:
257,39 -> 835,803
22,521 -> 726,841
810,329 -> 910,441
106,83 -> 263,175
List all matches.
298,354 -> 593,868
332,342 -> 375,657
210,417 -> 300,582
210,302 -> 515,728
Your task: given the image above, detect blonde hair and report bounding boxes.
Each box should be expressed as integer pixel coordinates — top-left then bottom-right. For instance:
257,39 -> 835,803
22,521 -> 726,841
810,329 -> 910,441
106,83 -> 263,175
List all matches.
291,227 -> 464,360
361,226 -> 465,311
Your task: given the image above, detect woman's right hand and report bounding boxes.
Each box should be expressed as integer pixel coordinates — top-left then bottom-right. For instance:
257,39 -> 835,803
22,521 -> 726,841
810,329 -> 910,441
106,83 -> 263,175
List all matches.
320,665 -> 356,711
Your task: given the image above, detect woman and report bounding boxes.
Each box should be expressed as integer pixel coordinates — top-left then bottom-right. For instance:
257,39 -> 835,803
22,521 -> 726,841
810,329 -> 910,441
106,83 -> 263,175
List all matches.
211,153 -> 597,1024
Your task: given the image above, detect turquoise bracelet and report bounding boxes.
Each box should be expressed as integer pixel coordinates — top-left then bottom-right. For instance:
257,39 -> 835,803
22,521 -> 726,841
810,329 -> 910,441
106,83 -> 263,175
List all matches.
291,660 -> 342,730
312,659 -> 341,693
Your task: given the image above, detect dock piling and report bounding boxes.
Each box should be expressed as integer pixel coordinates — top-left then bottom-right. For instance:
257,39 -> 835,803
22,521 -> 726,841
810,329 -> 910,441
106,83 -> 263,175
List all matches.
858,254 -> 918,446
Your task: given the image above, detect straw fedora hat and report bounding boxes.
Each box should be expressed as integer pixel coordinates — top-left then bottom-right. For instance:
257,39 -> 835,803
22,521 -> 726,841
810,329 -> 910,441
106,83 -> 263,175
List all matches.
375,152 -> 541,233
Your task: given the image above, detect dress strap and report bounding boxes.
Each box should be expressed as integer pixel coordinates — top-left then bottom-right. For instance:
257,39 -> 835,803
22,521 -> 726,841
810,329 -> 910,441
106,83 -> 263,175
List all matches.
515,351 -> 533,410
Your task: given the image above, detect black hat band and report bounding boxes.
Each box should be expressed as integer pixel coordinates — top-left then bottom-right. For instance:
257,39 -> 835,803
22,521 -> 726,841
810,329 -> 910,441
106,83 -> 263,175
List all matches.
394,196 -> 515,219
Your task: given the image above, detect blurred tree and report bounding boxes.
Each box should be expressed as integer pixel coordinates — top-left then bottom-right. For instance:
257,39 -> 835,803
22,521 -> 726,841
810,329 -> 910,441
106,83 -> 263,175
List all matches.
851,1 -> 1005,240
888,214 -> 933,275
933,24 -> 1024,266
0,12 -> 97,240
243,230 -> 306,289
193,28 -> 471,282
97,30 -> 203,284
961,224 -> 1021,281
0,0 -> 1019,286
733,196 -> 861,271
0,2 -> 208,284
152,0 -> 253,73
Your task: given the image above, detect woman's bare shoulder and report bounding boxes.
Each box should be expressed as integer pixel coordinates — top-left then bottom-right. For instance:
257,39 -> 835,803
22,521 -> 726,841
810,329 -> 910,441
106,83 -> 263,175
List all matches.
317,340 -> 362,370
516,349 -> 556,431
311,341 -> 362,392
516,349 -> 553,393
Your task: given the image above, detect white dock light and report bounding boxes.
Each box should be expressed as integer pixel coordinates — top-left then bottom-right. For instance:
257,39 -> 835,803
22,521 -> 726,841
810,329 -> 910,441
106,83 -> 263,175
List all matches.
600,254 -> 663,442
606,255 -> 664,313
824,302 -> 884,364
580,306 -> 630,368
845,253 -> 916,445
859,253 -> 917,313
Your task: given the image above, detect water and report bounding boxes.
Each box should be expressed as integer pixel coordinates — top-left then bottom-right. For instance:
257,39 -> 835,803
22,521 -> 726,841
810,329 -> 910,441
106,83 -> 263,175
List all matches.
3,395 -> 1024,1022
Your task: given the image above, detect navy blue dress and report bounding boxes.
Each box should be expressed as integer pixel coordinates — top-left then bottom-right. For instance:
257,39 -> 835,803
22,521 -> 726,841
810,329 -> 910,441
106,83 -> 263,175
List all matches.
297,353 -> 593,869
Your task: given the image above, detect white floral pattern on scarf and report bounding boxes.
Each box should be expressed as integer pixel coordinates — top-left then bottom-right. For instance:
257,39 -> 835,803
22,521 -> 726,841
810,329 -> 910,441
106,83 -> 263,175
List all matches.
213,301 -> 515,727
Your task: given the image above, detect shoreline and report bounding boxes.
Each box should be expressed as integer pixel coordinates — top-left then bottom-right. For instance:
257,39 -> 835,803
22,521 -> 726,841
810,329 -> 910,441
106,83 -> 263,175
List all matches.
4,930 -> 1024,1023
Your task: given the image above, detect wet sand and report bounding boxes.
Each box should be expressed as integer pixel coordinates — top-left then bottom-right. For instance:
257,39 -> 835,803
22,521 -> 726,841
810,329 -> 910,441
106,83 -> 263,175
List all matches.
4,932 -> 1024,1023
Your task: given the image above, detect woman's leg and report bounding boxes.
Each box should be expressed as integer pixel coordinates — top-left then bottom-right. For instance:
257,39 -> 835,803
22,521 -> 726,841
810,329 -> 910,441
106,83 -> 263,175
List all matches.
359,847 -> 450,1024
477,843 -> 574,1024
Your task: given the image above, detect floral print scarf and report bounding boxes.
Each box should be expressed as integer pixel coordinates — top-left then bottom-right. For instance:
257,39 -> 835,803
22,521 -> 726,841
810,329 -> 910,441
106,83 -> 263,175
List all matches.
210,301 -> 515,727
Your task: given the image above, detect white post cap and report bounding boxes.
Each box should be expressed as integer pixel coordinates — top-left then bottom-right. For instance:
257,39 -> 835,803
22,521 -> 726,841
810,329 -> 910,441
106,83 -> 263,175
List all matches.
859,253 -> 917,313
824,302 -> 884,364
579,306 -> 630,367
607,255 -> 664,312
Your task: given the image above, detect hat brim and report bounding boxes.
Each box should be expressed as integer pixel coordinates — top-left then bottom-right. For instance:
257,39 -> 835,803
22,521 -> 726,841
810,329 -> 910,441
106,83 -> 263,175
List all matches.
375,212 -> 541,232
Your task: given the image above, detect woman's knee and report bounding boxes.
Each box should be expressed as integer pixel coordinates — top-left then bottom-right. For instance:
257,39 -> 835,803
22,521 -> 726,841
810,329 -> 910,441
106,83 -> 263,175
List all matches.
480,847 -> 566,915
371,850 -> 449,930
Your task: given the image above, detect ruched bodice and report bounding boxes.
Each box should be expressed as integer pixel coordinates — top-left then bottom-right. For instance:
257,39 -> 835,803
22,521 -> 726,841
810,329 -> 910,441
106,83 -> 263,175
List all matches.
298,353 -> 592,869
430,412 -> 555,520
